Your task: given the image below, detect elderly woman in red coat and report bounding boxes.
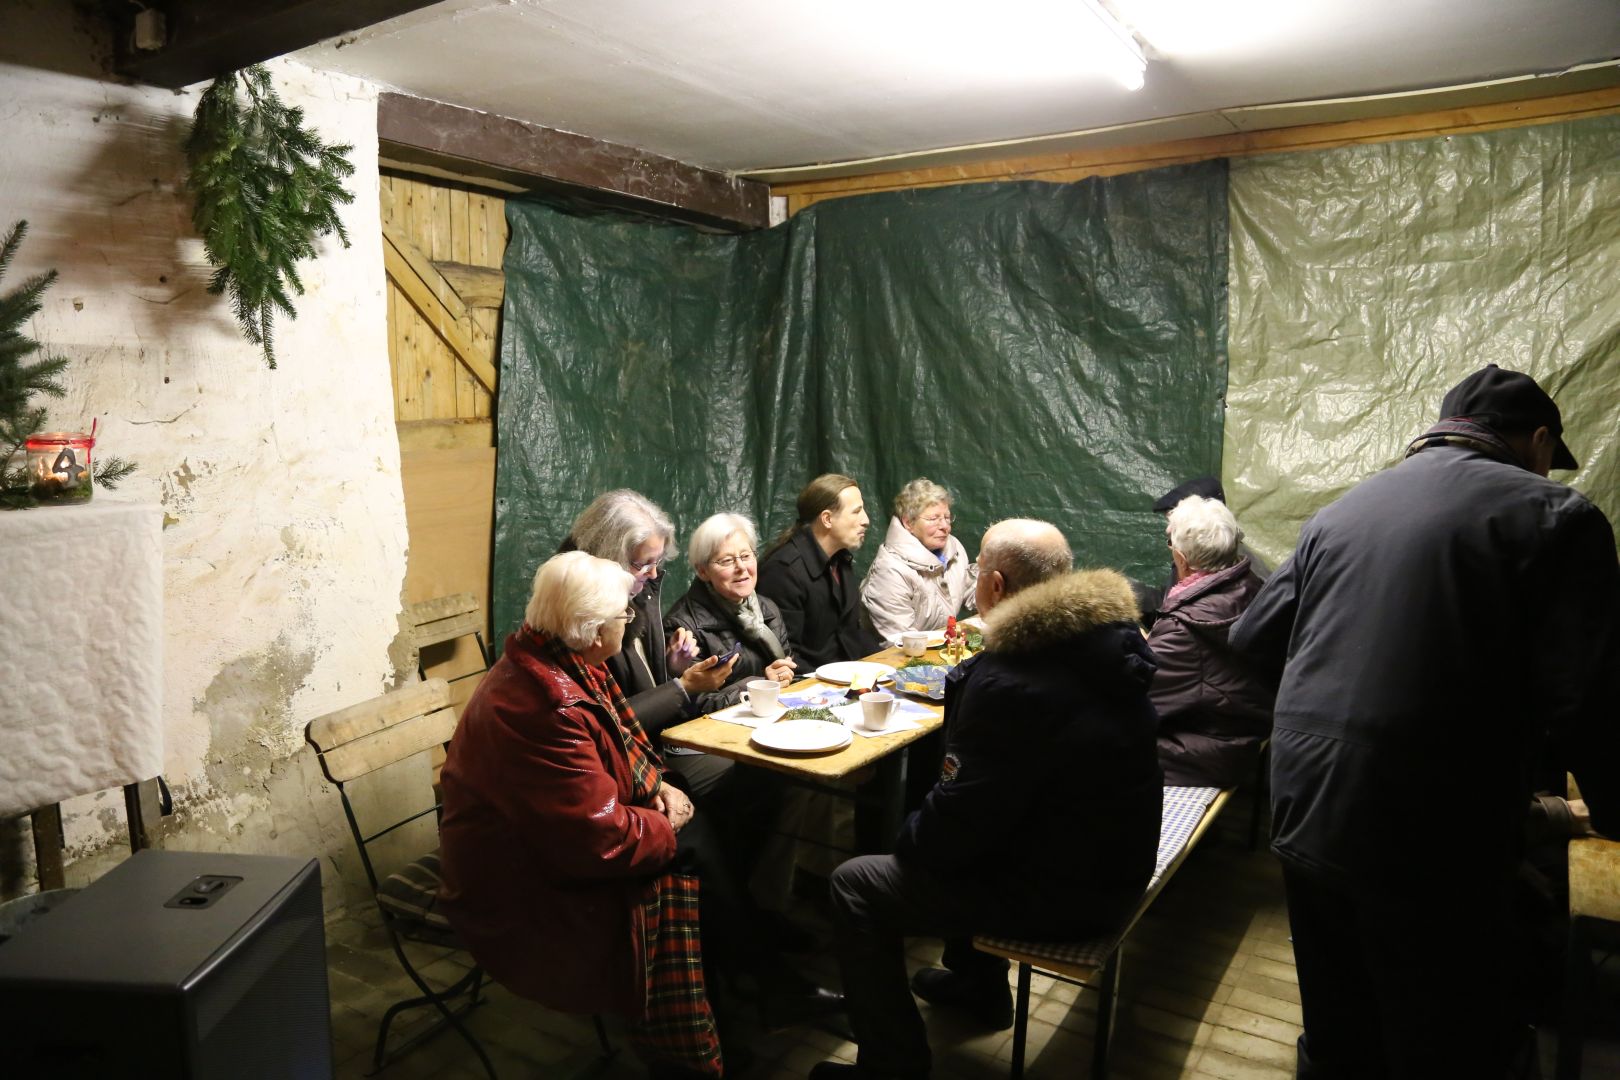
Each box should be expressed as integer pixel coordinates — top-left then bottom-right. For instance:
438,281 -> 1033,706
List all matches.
438,550 -> 719,1075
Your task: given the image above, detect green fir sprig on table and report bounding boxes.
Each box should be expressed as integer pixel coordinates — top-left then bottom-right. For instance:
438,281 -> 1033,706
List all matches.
0,220 -> 137,509
184,64 -> 355,369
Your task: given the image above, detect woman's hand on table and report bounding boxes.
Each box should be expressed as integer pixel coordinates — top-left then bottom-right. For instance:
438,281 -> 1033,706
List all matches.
679,653 -> 737,694
666,627 -> 701,674
653,784 -> 694,832
765,658 -> 796,685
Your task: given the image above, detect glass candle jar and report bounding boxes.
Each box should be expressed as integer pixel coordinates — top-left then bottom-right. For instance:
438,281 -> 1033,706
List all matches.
26,431 -> 95,505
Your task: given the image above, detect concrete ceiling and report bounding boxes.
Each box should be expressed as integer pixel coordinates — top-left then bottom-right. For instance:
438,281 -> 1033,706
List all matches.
296,0 -> 1620,178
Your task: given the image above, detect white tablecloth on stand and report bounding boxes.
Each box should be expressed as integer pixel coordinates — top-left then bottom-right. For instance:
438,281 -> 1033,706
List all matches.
0,499 -> 164,817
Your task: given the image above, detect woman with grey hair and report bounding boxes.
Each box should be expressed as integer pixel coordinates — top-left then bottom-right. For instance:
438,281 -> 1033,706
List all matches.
860,477 -> 977,641
1148,495 -> 1277,787
665,512 -> 797,715
562,490 -> 737,793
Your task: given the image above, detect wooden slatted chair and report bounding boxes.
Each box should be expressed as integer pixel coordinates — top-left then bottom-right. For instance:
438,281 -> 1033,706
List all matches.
972,785 -> 1231,1080
407,592 -> 494,681
306,678 -> 498,1078
1557,771 -> 1620,1080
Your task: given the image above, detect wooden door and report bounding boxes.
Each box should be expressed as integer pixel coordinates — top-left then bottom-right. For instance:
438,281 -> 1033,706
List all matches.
381,174 -> 508,714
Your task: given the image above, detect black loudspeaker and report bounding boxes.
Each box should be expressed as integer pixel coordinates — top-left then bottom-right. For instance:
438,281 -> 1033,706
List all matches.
0,850 -> 333,1079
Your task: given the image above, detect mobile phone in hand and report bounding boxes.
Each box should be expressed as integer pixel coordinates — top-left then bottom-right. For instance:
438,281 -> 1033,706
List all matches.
715,642 -> 742,665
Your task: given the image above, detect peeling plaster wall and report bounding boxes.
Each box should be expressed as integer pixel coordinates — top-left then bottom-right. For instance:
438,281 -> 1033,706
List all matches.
0,4 -> 410,912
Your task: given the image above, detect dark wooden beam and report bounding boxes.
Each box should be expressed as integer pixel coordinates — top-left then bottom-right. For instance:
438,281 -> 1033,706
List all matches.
112,0 -> 443,88
379,93 -> 771,233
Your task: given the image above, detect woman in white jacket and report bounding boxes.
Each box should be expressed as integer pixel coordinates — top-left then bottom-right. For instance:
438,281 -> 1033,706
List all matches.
860,477 -> 977,641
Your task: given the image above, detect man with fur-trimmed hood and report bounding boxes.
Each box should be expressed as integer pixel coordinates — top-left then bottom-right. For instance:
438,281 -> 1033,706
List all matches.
813,520 -> 1163,1080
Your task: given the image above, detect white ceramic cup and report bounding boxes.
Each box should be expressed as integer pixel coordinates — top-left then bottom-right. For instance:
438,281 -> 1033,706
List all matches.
739,678 -> 780,716
860,691 -> 896,731
901,631 -> 929,657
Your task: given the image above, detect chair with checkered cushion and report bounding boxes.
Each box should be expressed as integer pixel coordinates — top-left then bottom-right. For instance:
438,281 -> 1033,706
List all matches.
307,679 -> 498,1078
973,785 -> 1230,1080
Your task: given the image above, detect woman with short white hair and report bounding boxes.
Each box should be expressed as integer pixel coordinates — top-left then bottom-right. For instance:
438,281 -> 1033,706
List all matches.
1148,496 -> 1277,787
666,512 -> 797,714
441,551 -> 841,1073
860,477 -> 978,641
439,551 -> 722,1073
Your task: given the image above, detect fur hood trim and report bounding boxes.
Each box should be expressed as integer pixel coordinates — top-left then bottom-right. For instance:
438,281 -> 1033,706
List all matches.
983,569 -> 1140,653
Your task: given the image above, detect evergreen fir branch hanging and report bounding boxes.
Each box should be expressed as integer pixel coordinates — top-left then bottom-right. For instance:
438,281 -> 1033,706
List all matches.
185,64 -> 355,369
0,221 -> 137,509
1,220 -> 69,508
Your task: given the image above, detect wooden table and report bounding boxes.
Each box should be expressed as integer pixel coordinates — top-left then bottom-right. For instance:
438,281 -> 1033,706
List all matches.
661,645 -> 946,853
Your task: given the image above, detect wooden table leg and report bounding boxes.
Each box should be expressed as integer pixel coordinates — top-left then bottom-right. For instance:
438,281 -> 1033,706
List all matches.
853,752 -> 907,854
29,803 -> 66,891
123,777 -> 163,852
1557,916 -> 1591,1080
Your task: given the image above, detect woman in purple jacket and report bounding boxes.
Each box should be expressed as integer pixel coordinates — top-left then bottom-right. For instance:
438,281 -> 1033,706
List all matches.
1147,495 -> 1277,787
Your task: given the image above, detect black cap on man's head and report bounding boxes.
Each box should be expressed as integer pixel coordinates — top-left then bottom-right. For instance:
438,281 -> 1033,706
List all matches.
1152,474 -> 1225,513
1439,364 -> 1578,470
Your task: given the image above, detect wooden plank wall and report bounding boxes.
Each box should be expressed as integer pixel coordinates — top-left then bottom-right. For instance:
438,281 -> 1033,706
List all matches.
380,174 -> 506,423
381,173 -> 508,711
773,86 -> 1620,214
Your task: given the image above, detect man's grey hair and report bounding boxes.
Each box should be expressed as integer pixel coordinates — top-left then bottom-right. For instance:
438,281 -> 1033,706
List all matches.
688,512 -> 759,569
1166,495 -> 1243,573
980,518 -> 1073,595
569,489 -> 676,568
524,551 -> 634,650
893,477 -> 951,524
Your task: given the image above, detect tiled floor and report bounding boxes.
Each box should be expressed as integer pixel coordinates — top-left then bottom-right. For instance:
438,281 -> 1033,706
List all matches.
325,796 -> 1620,1079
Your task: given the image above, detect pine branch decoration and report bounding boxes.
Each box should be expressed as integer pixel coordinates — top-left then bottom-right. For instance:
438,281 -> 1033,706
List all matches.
0,220 -> 70,507
185,64 -> 355,369
1,220 -> 140,509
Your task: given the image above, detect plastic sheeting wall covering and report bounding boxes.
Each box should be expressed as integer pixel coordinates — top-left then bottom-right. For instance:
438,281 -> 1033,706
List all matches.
494,165 -> 1230,641
1225,114 -> 1620,564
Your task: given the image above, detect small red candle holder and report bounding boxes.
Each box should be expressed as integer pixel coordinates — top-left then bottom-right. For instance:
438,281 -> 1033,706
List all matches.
26,431 -> 95,505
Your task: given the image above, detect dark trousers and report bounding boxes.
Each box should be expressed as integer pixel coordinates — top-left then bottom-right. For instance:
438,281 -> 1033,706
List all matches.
1282,862 -> 1527,1080
828,854 -> 1008,1078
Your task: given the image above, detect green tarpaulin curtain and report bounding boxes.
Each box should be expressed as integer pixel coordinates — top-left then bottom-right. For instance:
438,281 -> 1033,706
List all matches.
1226,113 -> 1620,562
494,164 -> 1232,640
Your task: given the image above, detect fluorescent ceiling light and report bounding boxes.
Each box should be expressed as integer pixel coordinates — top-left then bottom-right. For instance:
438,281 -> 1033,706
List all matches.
1079,0 -> 1148,90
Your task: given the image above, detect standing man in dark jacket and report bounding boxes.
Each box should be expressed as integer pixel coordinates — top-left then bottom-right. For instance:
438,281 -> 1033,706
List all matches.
1231,365 -> 1620,1080
812,520 -> 1163,1080
1148,494 -> 1276,787
758,473 -> 883,670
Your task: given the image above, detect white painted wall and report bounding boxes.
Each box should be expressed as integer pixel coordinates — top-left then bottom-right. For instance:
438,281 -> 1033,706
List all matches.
1,4 -> 410,906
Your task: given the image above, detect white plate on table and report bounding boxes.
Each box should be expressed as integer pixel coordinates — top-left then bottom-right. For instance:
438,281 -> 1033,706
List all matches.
750,718 -> 853,754
814,661 -> 897,686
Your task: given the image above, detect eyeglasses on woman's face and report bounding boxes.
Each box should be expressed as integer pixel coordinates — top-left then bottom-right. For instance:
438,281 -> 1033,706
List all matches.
710,550 -> 756,572
614,603 -> 637,622
919,512 -> 952,526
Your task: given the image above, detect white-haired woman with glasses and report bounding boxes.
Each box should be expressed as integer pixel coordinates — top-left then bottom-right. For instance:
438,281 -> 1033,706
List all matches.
1148,495 -> 1276,787
665,513 -> 798,715
438,551 -> 719,1071
441,551 -> 840,1074
563,490 -> 737,794
859,477 -> 977,642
